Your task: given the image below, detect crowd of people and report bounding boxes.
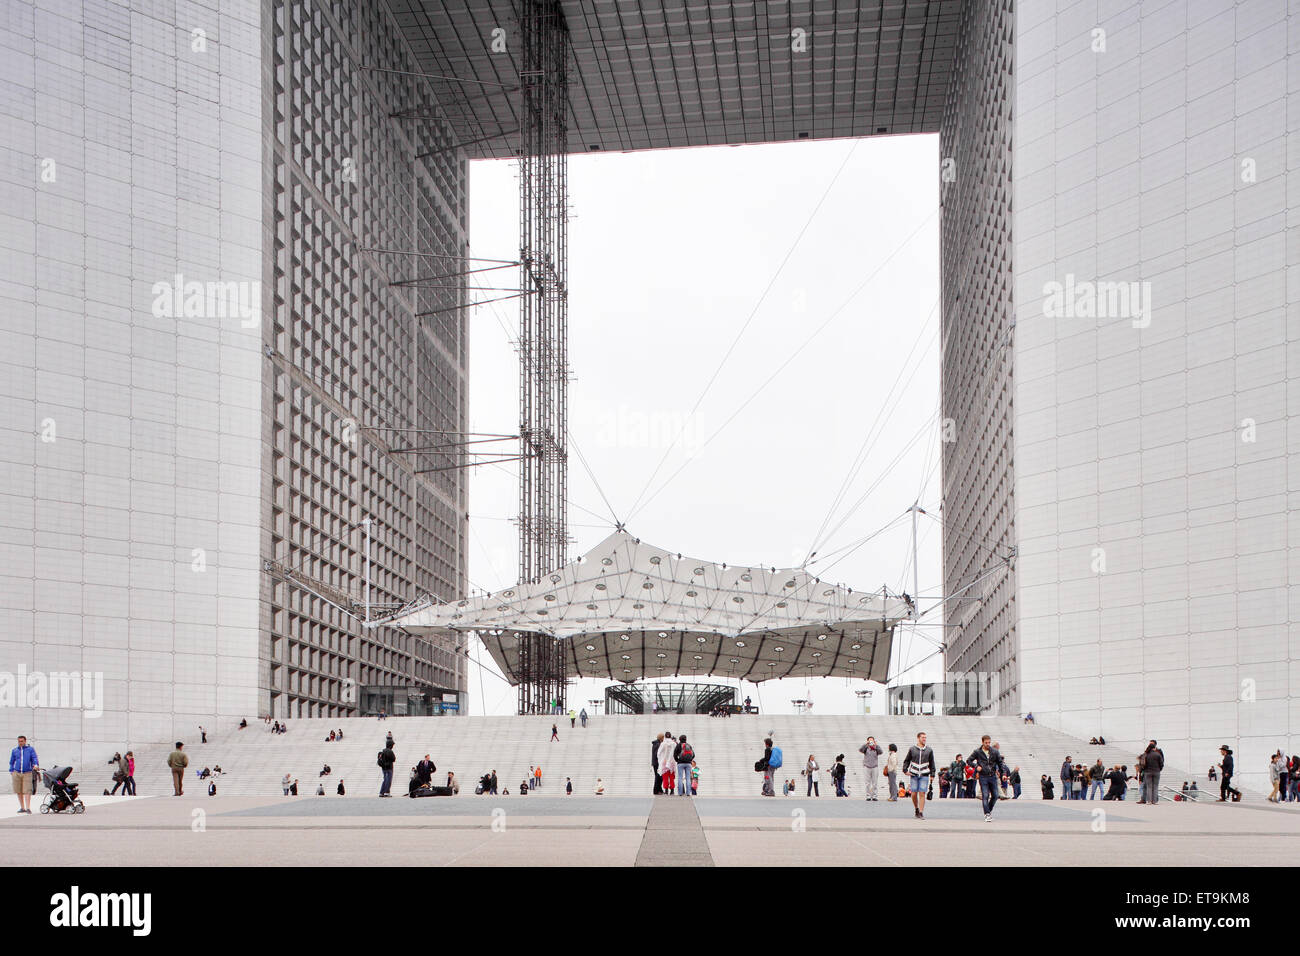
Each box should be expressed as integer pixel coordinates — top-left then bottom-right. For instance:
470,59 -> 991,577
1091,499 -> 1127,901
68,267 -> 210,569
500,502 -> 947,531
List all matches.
652,732 -> 700,795
1266,750 -> 1297,802
19,714 -> 1296,809
1048,755 -> 1135,800
1043,740 -> 1257,805
738,731 -> 1215,821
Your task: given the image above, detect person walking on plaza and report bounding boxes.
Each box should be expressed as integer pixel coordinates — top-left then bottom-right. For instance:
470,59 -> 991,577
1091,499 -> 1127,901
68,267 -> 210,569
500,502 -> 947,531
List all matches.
167,741 -> 188,796
1268,753 -> 1282,802
902,731 -> 936,820
551,723 -> 559,742
1059,756 -> 1072,800
759,737 -> 778,797
659,733 -> 677,794
804,754 -> 820,797
885,744 -> 900,801
121,751 -> 136,796
580,708 -> 588,728
569,709 -> 576,729
858,736 -> 883,801
831,754 -> 848,797
385,731 -> 394,750
948,754 -> 965,798
108,752 -> 127,796
1009,766 -> 1021,799
1139,740 -> 1164,804
199,725 -> 207,744
967,734 -> 1005,822
9,735 -> 39,814
652,734 -> 664,794
674,735 -> 695,796
377,741 -> 396,797
1089,758 -> 1106,800
1217,746 -> 1240,802
490,770 -> 498,795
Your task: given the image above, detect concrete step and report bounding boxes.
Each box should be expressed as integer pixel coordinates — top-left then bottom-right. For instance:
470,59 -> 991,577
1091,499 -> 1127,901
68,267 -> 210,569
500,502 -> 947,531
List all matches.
97,714 -> 1206,799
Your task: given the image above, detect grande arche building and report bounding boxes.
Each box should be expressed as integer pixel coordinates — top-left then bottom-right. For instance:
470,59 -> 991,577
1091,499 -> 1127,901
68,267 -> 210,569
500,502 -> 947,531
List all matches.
2,0 -> 1297,790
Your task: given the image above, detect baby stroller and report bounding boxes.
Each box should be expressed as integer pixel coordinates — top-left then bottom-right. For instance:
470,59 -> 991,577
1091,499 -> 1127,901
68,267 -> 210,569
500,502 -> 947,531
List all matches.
39,766 -> 86,814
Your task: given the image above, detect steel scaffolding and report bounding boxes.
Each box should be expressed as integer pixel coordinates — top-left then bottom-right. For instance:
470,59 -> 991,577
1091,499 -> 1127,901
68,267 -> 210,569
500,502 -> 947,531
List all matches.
516,0 -> 570,714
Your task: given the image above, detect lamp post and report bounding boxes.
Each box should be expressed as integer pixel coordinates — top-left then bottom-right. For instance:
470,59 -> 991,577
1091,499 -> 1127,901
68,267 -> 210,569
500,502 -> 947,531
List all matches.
361,515 -> 372,621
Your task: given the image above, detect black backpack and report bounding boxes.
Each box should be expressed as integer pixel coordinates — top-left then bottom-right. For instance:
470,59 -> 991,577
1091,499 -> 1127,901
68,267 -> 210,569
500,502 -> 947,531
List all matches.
377,751 -> 385,768
679,742 -> 694,763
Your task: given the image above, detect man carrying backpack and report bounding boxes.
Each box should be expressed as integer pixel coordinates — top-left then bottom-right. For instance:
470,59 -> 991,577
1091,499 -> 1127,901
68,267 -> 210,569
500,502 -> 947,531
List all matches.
674,734 -> 696,796
377,742 -> 396,797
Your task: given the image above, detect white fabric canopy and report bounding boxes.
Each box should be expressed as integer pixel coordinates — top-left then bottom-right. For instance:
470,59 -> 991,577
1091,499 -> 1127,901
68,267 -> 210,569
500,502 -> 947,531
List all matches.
374,530 -> 912,683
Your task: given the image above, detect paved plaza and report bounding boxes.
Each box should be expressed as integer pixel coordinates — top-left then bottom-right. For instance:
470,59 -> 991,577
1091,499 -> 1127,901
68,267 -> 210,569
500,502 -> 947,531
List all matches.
2,794 -> 1294,867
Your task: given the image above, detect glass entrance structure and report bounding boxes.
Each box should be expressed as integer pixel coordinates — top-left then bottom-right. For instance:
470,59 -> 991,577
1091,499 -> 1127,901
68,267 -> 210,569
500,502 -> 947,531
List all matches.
605,682 -> 736,716
360,684 -> 463,717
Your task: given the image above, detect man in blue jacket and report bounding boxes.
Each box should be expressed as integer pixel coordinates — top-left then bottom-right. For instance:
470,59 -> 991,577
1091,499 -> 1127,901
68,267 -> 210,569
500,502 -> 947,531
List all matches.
10,735 -> 39,814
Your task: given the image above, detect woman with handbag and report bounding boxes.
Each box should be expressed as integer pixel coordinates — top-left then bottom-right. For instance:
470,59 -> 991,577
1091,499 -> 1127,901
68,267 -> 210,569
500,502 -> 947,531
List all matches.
884,744 -> 900,801
804,755 -> 820,797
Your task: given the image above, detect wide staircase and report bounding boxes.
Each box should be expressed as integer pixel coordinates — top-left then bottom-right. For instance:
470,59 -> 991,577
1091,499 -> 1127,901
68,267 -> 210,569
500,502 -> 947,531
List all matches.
118,714 -> 1175,799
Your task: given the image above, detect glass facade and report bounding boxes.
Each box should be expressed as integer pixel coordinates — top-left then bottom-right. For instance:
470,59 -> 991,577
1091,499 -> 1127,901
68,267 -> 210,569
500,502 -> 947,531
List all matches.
0,0 -> 469,766
261,0 -> 469,719
939,0 -> 1018,718
605,682 -> 737,716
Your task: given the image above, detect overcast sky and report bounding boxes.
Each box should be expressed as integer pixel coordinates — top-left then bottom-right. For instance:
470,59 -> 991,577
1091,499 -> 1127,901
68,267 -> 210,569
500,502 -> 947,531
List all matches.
463,133 -> 943,716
